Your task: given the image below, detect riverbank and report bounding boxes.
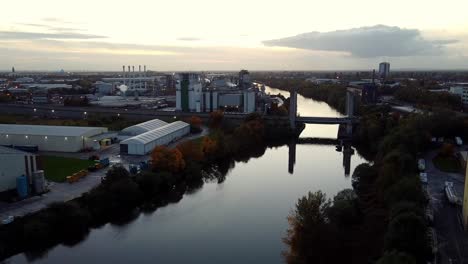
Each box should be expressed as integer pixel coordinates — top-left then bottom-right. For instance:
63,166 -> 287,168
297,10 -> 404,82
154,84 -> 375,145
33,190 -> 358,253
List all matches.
0,113 -> 296,261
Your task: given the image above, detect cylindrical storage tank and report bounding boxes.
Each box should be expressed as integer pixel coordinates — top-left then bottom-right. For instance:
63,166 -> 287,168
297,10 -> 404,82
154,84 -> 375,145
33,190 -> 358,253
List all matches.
33,170 -> 46,194
16,175 -> 28,198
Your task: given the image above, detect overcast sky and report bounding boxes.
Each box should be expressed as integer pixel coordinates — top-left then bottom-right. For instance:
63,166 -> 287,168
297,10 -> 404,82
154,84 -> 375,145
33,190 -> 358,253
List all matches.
0,0 -> 467,71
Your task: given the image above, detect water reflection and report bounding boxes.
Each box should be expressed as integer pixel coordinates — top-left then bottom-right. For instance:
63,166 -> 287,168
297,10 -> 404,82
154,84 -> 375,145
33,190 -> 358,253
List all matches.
8,87 -> 367,264
288,140 -> 354,176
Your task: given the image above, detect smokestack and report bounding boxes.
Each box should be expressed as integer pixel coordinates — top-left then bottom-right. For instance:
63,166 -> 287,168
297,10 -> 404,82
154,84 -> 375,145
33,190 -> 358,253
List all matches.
122,65 -> 125,86
139,65 -> 142,91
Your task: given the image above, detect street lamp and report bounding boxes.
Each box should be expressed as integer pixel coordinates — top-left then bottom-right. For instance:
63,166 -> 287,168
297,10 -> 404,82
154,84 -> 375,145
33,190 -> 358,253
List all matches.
33,108 -> 37,112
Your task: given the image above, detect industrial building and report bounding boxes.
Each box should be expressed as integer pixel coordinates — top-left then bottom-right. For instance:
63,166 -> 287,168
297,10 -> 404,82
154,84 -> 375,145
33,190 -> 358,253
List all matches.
120,121 -> 190,155
0,124 -> 108,152
176,70 -> 256,113
0,146 -> 38,192
449,83 -> 468,105
119,119 -> 168,137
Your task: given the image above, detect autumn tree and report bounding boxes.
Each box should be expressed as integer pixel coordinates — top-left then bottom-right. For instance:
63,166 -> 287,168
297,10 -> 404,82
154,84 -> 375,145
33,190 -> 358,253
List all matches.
439,143 -> 455,157
209,110 -> 224,128
187,116 -> 203,133
151,146 -> 185,173
177,140 -> 204,162
201,136 -> 217,157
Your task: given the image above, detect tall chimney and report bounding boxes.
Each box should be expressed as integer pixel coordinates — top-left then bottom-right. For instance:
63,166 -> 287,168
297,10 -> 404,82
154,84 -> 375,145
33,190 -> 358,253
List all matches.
122,65 -> 126,86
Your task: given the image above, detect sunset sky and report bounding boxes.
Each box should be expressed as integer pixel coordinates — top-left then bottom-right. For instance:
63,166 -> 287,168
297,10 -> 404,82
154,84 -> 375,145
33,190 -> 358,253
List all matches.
0,0 -> 467,71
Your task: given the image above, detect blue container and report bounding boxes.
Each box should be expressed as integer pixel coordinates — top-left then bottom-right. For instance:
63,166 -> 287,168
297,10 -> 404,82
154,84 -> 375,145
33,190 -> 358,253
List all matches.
16,175 -> 28,199
100,158 -> 110,167
139,161 -> 149,171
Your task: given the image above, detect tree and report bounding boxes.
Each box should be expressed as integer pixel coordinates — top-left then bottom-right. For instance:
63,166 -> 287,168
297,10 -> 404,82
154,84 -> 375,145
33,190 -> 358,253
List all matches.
151,146 -> 185,173
187,116 -> 202,133
103,164 -> 130,184
377,251 -> 417,264
384,212 -> 432,263
177,140 -> 204,162
439,143 -> 455,157
209,110 -> 224,128
201,136 -> 217,157
283,191 -> 335,264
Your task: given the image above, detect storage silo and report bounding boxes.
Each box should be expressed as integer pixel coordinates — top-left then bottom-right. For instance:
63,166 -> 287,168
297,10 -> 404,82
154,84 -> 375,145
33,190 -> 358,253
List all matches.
16,175 -> 28,198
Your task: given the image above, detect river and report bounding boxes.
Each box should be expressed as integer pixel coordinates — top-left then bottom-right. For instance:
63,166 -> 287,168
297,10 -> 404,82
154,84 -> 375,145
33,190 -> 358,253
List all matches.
8,86 -> 367,264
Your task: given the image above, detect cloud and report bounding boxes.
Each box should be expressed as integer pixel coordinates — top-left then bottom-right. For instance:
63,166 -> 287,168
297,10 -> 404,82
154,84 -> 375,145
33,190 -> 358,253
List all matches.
263,25 -> 458,57
41,17 -> 75,24
0,31 -> 106,40
177,37 -> 202,41
18,23 -> 83,32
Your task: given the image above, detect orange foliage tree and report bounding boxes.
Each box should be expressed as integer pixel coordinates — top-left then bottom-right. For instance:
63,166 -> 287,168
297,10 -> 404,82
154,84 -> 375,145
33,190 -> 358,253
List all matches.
201,136 -> 217,157
187,116 -> 203,133
209,110 -> 224,128
151,146 -> 185,173
176,140 -> 204,162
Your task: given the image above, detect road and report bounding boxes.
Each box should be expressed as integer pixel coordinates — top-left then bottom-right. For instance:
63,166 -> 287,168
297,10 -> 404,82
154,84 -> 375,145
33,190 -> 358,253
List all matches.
0,170 -> 102,220
425,150 -> 468,264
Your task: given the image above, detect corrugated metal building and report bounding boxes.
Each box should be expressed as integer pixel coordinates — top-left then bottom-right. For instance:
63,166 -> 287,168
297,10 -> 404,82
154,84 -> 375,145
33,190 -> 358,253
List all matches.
120,119 -> 168,136
0,146 -> 38,192
0,124 -> 108,152
120,121 -> 190,155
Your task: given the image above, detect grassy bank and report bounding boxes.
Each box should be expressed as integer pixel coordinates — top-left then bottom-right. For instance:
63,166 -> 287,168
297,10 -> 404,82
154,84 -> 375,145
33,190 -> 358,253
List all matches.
41,156 -> 95,182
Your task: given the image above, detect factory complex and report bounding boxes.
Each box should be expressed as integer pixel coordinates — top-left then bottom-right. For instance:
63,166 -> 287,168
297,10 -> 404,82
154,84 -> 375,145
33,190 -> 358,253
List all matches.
176,70 -> 259,113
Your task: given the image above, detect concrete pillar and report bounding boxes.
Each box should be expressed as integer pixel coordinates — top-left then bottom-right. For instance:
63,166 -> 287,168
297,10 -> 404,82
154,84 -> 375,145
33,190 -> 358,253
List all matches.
463,160 -> 468,230
346,121 -> 353,135
346,90 -> 354,118
289,89 -> 297,130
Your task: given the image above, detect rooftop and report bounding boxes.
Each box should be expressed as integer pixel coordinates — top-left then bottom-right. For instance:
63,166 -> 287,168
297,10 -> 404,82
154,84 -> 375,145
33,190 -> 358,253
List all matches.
0,145 -> 31,155
0,124 -> 107,137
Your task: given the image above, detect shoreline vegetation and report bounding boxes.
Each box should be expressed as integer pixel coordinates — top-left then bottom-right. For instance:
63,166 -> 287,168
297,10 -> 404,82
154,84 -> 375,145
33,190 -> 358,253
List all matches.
258,76 -> 468,263
0,112 -> 295,261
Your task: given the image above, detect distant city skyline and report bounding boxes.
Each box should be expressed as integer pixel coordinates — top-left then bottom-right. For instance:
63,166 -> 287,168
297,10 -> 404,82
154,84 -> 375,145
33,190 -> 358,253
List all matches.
0,0 -> 467,71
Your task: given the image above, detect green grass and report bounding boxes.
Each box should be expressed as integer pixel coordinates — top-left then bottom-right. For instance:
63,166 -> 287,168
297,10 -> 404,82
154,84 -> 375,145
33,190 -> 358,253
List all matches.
41,156 -> 95,182
432,155 -> 462,173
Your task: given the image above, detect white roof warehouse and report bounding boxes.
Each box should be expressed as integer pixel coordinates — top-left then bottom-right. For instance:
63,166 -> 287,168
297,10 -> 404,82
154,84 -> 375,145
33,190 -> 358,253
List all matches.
0,124 -> 108,152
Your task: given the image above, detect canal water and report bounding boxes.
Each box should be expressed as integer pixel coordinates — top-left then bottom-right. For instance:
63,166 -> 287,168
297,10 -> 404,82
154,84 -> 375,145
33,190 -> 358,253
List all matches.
9,86 -> 367,264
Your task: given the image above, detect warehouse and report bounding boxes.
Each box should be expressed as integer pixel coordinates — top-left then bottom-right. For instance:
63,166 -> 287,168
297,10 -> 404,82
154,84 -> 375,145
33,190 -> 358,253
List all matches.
0,146 -> 38,192
0,124 -> 108,152
120,119 -> 168,137
120,121 -> 190,155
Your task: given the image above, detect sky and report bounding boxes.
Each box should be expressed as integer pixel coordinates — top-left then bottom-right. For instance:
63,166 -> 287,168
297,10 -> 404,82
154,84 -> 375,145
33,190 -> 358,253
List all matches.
0,0 -> 467,71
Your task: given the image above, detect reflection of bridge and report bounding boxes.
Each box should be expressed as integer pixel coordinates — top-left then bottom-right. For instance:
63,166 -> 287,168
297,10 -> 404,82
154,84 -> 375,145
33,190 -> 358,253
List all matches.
295,116 -> 356,124
289,88 -> 360,136
288,139 -> 354,177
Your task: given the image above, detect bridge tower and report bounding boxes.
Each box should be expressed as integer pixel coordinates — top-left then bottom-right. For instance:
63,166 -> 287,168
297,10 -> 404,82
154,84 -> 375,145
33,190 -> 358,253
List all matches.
289,88 -> 298,130
345,89 -> 356,135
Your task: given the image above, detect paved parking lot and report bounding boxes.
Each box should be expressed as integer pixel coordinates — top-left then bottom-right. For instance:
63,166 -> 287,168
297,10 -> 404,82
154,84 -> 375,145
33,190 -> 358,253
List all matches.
0,170 -> 102,220
425,150 -> 468,264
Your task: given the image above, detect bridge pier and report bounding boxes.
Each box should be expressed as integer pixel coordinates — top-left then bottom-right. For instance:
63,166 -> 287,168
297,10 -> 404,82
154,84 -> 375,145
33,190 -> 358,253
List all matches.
289,88 -> 298,130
